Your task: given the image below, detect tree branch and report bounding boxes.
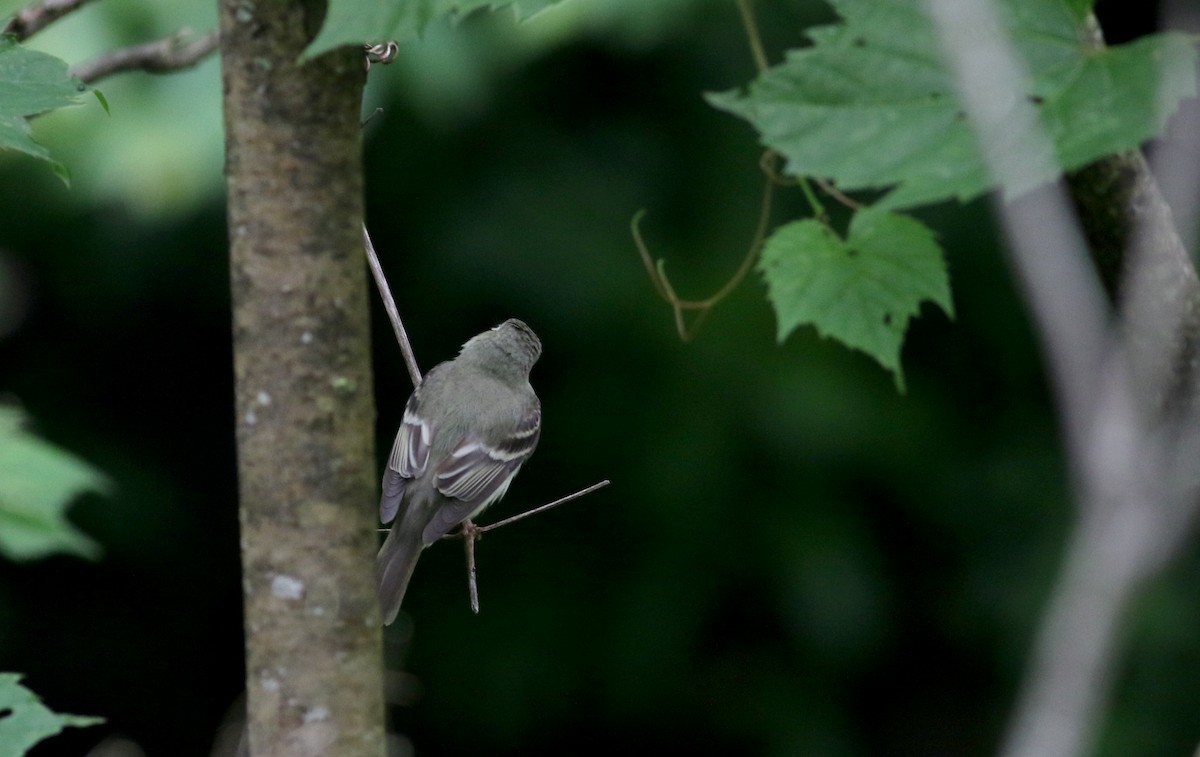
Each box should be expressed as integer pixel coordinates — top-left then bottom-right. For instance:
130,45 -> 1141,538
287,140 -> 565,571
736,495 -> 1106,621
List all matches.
2,0 -> 94,41
70,28 -> 219,84
925,3 -> 1200,757
1064,15 -> 1200,419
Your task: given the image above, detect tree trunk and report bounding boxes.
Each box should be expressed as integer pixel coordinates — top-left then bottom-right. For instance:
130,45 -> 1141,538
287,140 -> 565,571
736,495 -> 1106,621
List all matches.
219,1 -> 384,754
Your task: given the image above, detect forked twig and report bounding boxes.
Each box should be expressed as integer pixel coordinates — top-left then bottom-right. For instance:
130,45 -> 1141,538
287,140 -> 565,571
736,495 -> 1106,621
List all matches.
364,226 -> 610,612
444,480 -> 611,613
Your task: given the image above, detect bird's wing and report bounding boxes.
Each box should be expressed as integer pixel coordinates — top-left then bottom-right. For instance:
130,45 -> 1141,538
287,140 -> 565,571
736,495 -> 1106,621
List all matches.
421,401 -> 541,543
380,397 -> 433,524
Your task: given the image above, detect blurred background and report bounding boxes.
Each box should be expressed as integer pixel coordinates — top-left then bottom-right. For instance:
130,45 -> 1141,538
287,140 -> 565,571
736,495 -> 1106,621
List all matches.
1,0 -> 1197,755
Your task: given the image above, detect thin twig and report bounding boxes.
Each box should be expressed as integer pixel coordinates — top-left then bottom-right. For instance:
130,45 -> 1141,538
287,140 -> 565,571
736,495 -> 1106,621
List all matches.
70,28 -> 219,84
363,224 -> 422,387
3,0 -> 93,41
462,520 -> 480,613
442,480 -> 610,613
479,480 -> 610,532
441,480 -> 610,541
363,223 -> 607,613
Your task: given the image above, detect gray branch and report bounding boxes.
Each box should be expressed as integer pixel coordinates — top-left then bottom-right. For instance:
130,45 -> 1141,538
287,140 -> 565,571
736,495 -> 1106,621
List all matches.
69,28 -> 219,84
925,2 -> 1200,757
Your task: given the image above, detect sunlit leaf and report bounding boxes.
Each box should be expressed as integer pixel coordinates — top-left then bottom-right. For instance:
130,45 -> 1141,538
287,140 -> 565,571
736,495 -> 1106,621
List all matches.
708,0 -> 1196,209
758,210 -> 953,391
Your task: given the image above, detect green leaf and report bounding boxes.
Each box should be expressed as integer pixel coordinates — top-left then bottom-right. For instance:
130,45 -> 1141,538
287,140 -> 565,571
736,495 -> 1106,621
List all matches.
303,0 -> 564,60
0,36 -> 90,182
0,407 -> 109,561
1041,33 -> 1197,170
758,210 -> 953,391
707,0 -> 1197,209
1063,0 -> 1094,20
0,674 -> 103,756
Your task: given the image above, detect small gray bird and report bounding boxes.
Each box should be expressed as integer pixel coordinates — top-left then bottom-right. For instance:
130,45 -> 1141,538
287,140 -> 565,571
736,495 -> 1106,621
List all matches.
377,319 -> 542,624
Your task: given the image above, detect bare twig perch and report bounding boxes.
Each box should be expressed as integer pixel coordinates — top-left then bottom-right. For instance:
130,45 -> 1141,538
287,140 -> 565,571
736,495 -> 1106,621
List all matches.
70,28 -> 219,84
475,479 -> 611,533
363,225 -> 610,612
445,480 -> 612,613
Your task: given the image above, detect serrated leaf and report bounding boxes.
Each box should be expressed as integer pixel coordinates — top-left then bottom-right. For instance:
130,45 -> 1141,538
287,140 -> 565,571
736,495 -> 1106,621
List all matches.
708,0 -> 1197,209
303,0 -> 563,60
1041,33 -> 1197,169
0,673 -> 103,756
758,210 -> 953,391
0,407 -> 109,561
0,36 -> 90,181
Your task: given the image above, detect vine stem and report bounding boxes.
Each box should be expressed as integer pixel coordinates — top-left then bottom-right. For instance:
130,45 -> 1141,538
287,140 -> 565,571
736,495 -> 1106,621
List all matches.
735,0 -> 770,73
634,0 -> 864,340
632,151 -> 779,340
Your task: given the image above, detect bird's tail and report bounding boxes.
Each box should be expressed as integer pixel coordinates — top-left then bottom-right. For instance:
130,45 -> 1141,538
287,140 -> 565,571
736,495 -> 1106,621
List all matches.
377,521 -> 425,625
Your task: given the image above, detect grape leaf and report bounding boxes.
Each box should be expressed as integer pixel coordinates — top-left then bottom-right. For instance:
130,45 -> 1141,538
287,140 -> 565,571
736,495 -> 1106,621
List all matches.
758,210 -> 953,391
0,674 -> 103,755
303,0 -> 563,60
0,36 -> 91,182
0,407 -> 109,561
707,0 -> 1196,209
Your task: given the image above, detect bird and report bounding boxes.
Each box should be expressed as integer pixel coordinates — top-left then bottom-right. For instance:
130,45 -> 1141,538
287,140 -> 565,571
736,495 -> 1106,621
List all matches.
377,318 -> 542,624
